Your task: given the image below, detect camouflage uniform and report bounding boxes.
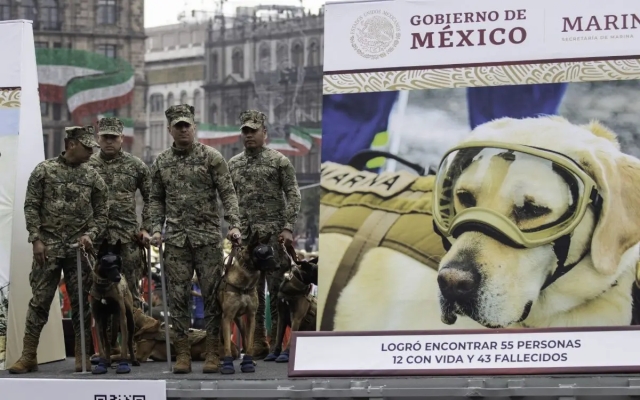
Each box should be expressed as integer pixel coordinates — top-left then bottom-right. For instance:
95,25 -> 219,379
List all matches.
88,117 -> 151,309
149,104 -> 241,373
9,126 -> 108,374
228,110 -> 302,357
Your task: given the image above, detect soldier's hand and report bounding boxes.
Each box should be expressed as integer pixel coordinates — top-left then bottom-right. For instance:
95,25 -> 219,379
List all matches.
138,230 -> 151,245
150,232 -> 163,247
279,229 -> 294,246
79,235 -> 93,250
33,240 -> 47,266
227,228 -> 242,245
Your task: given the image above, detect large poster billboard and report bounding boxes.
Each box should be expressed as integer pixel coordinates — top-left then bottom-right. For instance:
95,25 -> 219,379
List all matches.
289,0 -> 640,377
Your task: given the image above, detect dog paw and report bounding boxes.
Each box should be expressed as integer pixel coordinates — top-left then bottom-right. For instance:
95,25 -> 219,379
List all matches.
220,356 -> 235,375
275,350 -> 289,363
240,355 -> 255,373
92,359 -> 109,375
132,359 -> 141,367
264,352 -> 280,362
116,361 -> 131,374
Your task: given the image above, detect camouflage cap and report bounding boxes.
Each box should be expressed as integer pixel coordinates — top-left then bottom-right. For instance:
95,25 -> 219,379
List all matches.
165,104 -> 195,126
239,110 -> 267,130
65,125 -> 99,148
97,117 -> 124,136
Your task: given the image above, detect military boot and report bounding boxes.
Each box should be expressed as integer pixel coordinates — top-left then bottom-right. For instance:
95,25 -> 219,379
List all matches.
7,334 -> 39,374
173,336 -> 191,374
74,336 -> 92,372
202,335 -> 220,373
251,323 -> 270,360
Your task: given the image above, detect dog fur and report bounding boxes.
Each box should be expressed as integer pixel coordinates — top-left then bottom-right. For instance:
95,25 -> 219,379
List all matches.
134,328 -> 239,363
217,232 -> 265,362
91,239 -> 140,366
319,116 -> 640,331
271,256 -> 318,358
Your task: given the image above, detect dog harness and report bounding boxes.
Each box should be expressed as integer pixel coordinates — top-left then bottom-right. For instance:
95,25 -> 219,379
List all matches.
319,161 -> 443,331
90,270 -> 119,305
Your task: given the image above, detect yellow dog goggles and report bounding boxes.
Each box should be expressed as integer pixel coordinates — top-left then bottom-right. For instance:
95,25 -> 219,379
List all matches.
432,141 -> 603,249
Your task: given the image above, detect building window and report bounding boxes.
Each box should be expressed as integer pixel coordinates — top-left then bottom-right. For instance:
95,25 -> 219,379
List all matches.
96,44 -> 117,58
307,41 -> 320,66
35,42 -> 49,48
208,104 -> 217,125
97,0 -> 117,25
166,93 -> 174,108
0,0 -> 11,21
39,0 -> 61,31
53,128 -> 63,155
18,0 -> 36,26
231,48 -> 243,77
291,42 -> 303,68
149,122 -> 165,152
276,42 -> 289,68
52,103 -> 62,121
208,52 -> 219,81
40,102 -> 49,117
258,43 -> 270,71
149,94 -> 164,113
193,91 -> 202,120
180,91 -> 187,105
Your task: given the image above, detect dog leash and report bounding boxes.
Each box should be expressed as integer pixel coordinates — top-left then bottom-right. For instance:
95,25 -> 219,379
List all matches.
213,235 -> 242,295
281,240 -> 301,266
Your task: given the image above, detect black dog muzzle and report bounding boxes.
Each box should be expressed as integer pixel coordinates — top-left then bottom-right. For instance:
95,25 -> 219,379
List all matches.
253,244 -> 276,271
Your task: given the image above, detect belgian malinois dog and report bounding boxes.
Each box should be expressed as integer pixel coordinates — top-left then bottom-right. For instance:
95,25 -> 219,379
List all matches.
266,245 -> 317,363
90,239 -> 139,374
218,232 -> 275,374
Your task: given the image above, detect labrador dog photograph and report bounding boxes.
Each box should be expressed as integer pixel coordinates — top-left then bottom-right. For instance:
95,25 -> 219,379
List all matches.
318,81 -> 640,332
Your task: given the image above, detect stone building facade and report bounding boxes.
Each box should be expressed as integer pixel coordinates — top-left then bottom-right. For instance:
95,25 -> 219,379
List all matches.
203,6 -> 323,186
144,22 -> 207,163
0,0 -> 146,158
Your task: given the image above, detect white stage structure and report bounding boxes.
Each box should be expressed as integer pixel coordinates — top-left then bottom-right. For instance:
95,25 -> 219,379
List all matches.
0,20 -> 65,369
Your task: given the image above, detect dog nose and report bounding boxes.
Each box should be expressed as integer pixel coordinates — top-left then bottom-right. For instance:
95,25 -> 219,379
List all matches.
437,263 -> 481,301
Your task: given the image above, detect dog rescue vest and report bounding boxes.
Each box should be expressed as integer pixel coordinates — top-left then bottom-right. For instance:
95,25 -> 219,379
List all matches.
319,162 -> 446,331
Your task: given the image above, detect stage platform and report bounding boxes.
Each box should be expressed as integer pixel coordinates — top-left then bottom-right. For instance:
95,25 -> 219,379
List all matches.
3,359 -> 640,399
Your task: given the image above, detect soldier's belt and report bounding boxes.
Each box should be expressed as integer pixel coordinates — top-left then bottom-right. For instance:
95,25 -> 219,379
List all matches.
320,161 -> 446,331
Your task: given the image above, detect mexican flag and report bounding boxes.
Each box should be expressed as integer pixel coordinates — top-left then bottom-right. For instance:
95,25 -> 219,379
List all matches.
197,124 -> 321,156
36,48 -> 135,123
197,124 -> 241,147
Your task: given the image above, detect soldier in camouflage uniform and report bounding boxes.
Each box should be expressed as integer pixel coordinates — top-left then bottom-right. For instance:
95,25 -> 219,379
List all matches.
147,104 -> 242,374
87,117 -> 152,357
89,117 -> 151,307
228,110 -> 301,360
8,126 -> 108,374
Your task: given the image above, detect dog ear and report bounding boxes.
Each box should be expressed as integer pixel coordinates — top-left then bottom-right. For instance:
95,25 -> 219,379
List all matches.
250,231 -> 260,246
263,232 -> 272,244
99,239 -> 109,255
577,122 -> 640,275
114,239 -> 122,253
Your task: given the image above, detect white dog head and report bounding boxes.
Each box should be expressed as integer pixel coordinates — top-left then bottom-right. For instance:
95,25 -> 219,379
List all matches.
436,116 -> 640,328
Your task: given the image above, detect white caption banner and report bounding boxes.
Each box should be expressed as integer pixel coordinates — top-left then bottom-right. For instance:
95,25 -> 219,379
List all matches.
291,330 -> 640,376
0,378 -> 166,400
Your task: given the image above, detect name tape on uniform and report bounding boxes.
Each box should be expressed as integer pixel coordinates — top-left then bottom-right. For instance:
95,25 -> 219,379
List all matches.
320,162 -> 418,198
